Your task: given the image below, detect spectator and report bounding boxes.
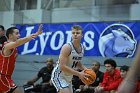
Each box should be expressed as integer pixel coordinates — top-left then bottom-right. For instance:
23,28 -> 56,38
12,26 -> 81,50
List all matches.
25,58 -> 56,93
91,61 -> 104,87
77,61 -> 104,93
108,65 -> 140,93
0,25 -> 7,51
95,59 -> 121,93
109,65 -> 129,93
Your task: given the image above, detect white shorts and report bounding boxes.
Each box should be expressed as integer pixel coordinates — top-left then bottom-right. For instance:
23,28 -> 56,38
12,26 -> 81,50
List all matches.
51,66 -> 73,92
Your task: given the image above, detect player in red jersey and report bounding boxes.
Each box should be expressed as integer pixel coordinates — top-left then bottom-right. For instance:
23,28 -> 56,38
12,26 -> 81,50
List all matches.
0,24 -> 43,93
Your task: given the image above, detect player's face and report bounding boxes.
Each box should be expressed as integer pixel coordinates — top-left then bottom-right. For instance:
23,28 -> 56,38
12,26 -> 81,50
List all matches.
12,29 -> 20,41
72,29 -> 82,41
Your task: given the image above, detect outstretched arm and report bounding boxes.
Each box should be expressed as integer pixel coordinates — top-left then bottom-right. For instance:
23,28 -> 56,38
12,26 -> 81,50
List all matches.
5,24 -> 43,50
117,42 -> 140,93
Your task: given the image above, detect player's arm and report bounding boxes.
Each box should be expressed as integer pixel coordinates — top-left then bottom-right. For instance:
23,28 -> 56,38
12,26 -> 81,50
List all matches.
5,24 -> 43,50
27,76 -> 40,85
59,44 -> 89,82
59,44 -> 81,76
117,42 -> 140,93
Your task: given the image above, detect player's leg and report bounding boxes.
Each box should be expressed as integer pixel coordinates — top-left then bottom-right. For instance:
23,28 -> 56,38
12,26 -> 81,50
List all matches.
59,87 -> 72,93
59,83 -> 73,93
52,80 -> 72,93
8,87 -> 22,93
6,78 -> 23,93
13,88 -> 23,93
0,76 -> 20,93
51,76 -> 73,93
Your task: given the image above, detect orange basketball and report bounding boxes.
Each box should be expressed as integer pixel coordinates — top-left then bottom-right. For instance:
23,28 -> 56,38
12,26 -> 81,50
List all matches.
82,69 -> 96,85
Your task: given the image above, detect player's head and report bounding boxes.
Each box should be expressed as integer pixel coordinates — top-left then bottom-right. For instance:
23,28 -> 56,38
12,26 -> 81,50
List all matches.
0,25 -> 5,37
6,27 -> 20,41
120,65 -> 129,78
104,59 -> 117,73
71,25 -> 83,41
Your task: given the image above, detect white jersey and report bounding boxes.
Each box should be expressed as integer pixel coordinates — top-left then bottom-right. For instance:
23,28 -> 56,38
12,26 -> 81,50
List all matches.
51,42 -> 84,91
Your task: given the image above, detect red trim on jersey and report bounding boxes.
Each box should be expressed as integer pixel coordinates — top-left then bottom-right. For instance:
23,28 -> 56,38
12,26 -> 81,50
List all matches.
0,42 -> 17,92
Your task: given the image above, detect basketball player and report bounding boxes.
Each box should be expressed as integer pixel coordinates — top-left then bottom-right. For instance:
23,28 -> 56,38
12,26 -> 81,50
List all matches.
51,25 -> 89,93
116,42 -> 140,93
0,24 -> 43,93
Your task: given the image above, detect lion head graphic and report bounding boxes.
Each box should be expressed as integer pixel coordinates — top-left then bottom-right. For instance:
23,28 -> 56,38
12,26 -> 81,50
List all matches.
98,23 -> 137,58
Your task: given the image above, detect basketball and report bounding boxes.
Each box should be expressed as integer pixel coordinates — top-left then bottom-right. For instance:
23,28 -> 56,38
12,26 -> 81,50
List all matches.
82,69 -> 96,85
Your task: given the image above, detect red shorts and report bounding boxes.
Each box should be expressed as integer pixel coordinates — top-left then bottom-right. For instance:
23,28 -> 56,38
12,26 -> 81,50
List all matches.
0,74 -> 16,92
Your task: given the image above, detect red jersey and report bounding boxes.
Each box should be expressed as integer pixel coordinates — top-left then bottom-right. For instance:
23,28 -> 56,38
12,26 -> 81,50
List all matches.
101,69 -> 121,91
0,43 -> 17,76
0,42 -> 17,92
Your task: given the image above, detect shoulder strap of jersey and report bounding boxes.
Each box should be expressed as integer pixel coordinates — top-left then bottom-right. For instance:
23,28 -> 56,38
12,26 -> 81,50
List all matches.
80,43 -> 85,53
68,42 -> 73,56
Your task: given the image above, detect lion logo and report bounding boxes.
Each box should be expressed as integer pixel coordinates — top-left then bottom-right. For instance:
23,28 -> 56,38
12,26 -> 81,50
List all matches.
98,24 -> 136,58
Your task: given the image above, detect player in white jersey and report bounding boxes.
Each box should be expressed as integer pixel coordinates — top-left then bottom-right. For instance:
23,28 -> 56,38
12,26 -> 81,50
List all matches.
51,25 -> 89,93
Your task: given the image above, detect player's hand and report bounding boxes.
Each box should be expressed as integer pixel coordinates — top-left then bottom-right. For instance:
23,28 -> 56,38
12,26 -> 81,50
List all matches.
31,24 -> 43,39
99,86 -> 104,91
36,24 -> 43,35
95,86 -> 103,93
78,71 -> 90,83
95,86 -> 100,93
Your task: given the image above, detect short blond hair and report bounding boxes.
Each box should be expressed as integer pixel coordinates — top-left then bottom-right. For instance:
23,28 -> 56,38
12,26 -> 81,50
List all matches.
72,25 -> 83,31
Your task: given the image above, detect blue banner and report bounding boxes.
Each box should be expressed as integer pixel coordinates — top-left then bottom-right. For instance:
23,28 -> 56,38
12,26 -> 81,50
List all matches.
16,22 -> 140,58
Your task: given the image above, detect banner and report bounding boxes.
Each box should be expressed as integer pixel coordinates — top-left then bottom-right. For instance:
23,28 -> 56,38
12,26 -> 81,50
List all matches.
16,22 -> 140,57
